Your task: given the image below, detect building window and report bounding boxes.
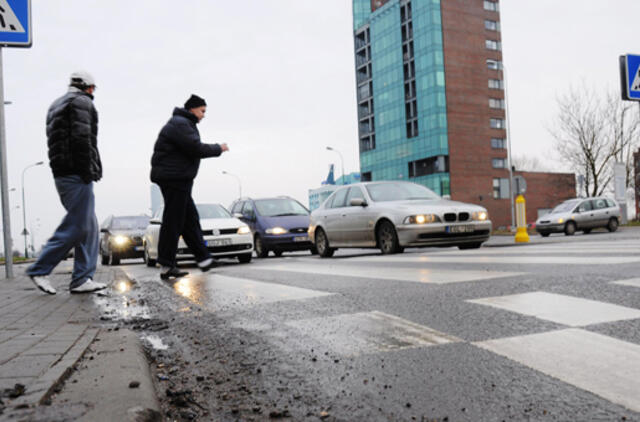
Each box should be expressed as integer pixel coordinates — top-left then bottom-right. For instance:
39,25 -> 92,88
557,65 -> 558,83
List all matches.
408,155 -> 449,178
485,20 -> 500,31
400,0 -> 418,139
484,1 -> 499,12
488,79 -> 503,89
361,171 -> 372,182
492,158 -> 507,168
490,118 -> 505,129
489,98 -> 505,109
486,59 -> 503,70
360,134 -> 375,152
493,178 -> 509,199
491,138 -> 506,149
485,40 -> 501,51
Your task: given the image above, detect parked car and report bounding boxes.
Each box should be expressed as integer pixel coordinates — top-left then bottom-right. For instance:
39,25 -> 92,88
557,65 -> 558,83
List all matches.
535,197 -> 620,236
100,215 -> 150,265
308,181 -> 491,257
143,203 -> 253,266
229,196 -> 314,258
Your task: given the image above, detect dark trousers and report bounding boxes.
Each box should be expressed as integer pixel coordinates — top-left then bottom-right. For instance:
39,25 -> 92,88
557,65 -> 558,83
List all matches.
157,182 -> 211,267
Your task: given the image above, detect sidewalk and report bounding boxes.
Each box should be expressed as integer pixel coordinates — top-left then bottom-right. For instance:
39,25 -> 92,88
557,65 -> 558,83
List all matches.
0,264 -> 159,421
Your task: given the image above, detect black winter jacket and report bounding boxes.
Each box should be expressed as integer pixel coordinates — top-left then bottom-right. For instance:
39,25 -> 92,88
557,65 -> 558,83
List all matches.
46,87 -> 102,183
150,108 -> 222,184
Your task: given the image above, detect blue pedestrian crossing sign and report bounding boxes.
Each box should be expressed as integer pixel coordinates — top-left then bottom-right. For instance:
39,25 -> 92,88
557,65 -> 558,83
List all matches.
620,54 -> 640,101
0,0 -> 31,48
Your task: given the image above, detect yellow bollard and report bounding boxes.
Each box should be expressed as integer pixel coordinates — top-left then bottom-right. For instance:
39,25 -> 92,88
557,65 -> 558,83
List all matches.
514,194 -> 529,243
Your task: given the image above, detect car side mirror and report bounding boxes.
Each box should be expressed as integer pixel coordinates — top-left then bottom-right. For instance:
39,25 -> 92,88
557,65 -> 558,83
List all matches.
150,219 -> 161,225
350,198 -> 368,207
233,213 -> 243,219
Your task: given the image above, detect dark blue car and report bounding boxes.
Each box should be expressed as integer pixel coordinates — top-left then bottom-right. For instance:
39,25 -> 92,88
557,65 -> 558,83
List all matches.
229,196 -> 315,258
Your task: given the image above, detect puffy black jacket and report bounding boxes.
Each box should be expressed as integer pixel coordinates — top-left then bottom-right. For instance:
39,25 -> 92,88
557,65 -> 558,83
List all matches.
46,87 -> 102,183
150,108 -> 222,183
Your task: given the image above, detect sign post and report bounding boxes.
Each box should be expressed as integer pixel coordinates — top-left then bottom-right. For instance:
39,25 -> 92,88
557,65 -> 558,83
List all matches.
0,0 -> 32,278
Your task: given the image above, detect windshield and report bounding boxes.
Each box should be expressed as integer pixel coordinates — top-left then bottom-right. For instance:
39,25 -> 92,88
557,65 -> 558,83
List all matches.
365,182 -> 440,202
196,204 -> 232,219
255,198 -> 309,217
112,216 -> 149,230
551,199 -> 580,213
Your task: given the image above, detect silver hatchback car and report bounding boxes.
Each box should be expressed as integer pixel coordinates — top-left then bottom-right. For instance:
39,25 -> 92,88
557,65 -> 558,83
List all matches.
535,197 -> 621,236
308,181 -> 492,257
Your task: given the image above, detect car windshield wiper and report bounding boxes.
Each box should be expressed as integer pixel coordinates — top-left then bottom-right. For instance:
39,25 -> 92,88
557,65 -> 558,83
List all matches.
270,213 -> 306,217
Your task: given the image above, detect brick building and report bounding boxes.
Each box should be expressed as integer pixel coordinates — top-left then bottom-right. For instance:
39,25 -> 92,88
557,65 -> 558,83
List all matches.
352,0 -> 575,227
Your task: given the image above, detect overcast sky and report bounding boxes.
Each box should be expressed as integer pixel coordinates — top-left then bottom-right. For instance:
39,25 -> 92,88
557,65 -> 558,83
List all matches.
1,0 -> 638,254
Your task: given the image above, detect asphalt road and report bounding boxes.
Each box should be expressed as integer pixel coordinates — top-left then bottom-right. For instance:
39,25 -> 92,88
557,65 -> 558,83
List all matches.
104,228 -> 640,421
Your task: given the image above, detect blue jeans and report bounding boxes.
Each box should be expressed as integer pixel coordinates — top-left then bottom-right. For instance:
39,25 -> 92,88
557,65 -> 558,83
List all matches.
26,175 -> 98,288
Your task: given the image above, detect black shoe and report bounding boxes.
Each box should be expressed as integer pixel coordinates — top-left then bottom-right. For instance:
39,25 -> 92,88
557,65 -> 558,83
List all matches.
160,267 -> 189,280
198,259 -> 218,273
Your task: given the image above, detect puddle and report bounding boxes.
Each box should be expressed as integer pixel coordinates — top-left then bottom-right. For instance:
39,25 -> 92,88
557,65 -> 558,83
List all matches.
93,278 -> 151,321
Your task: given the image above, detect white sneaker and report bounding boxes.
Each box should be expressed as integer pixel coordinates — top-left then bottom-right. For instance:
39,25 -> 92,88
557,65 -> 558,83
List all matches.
70,278 -> 108,294
29,275 -> 57,295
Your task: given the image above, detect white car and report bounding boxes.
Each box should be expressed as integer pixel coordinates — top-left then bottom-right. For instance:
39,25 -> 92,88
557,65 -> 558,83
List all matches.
143,203 -> 253,266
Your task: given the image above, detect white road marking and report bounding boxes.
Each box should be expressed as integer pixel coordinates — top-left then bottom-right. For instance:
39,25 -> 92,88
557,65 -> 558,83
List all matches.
249,263 -> 522,284
467,291 -> 640,326
286,311 -> 460,356
611,278 -> 640,288
348,255 -> 640,265
475,329 -> 640,413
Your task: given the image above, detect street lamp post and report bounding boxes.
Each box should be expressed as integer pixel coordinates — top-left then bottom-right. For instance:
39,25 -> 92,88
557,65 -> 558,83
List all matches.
21,161 -> 43,258
222,171 -> 242,198
326,146 -> 345,185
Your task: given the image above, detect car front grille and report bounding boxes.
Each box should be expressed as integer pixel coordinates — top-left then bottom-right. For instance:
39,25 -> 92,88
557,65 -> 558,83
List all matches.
202,228 -> 238,235
289,227 -> 308,233
443,212 -> 471,222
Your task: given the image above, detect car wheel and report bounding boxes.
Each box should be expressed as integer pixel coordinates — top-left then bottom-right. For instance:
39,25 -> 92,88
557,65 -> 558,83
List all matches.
539,231 -> 550,237
254,235 -> 269,258
238,253 -> 252,264
583,228 -> 592,234
377,220 -> 401,254
109,250 -> 120,266
564,221 -> 576,236
607,218 -> 618,232
144,245 -> 156,267
310,246 -> 318,255
315,228 -> 334,258
458,242 -> 482,250
274,250 -> 283,257
101,253 -> 109,265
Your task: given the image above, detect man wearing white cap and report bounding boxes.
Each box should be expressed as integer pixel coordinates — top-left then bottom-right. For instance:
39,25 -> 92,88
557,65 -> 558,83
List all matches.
26,71 -> 107,294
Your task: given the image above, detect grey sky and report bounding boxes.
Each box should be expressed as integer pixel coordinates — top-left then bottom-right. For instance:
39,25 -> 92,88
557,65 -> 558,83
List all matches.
1,0 -> 638,254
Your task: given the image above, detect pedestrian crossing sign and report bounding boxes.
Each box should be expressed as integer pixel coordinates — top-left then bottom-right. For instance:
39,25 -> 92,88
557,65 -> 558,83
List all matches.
620,54 -> 640,101
0,0 -> 31,48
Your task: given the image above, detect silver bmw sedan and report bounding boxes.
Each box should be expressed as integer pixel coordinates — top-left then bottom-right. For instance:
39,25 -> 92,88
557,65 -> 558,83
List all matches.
308,181 -> 491,257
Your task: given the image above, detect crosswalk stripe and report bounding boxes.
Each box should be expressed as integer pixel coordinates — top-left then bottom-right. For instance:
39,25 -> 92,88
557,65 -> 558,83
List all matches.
286,310 -> 461,356
247,263 -> 523,284
475,329 -> 640,413
346,255 -> 640,265
611,278 -> 640,288
467,291 -> 640,326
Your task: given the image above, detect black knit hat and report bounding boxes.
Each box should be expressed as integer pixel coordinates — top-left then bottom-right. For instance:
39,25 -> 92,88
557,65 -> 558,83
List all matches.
184,94 -> 206,109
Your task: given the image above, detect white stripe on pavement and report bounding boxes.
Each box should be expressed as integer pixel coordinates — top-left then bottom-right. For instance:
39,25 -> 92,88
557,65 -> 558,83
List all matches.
250,263 -> 522,284
475,329 -> 640,413
611,278 -> 640,288
286,310 -> 460,356
348,255 -> 640,265
467,291 -> 640,326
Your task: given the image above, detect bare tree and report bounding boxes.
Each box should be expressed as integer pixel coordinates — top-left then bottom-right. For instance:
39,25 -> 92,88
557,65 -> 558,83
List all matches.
550,86 -> 640,197
511,154 -> 554,172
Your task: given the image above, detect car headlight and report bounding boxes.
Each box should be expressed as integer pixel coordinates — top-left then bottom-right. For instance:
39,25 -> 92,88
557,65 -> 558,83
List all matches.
113,235 -> 129,245
472,211 -> 488,221
403,214 -> 440,224
266,227 -> 288,235
237,225 -> 251,235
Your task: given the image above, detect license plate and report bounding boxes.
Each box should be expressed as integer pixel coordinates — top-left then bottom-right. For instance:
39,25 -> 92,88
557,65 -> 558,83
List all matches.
135,246 -> 144,251
207,238 -> 231,247
294,236 -> 309,242
446,225 -> 474,233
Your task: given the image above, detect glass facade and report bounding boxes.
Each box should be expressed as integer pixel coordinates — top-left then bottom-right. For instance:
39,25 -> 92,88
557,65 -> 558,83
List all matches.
352,0 -> 450,196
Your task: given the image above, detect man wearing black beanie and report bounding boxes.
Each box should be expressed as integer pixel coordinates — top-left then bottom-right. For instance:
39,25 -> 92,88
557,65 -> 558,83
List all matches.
150,94 -> 229,279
